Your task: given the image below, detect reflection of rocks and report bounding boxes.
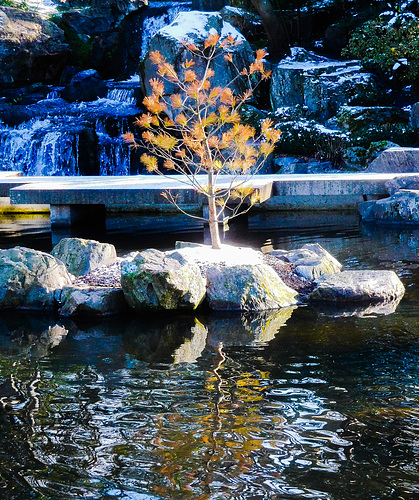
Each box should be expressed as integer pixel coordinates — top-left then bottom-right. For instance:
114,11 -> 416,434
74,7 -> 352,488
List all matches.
123,315 -> 199,363
314,296 -> 403,318
206,308 -> 295,346
0,314 -> 68,358
173,319 -> 207,364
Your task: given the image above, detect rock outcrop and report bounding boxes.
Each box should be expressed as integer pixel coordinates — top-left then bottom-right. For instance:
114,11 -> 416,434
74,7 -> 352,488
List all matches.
310,270 -> 405,303
270,48 -> 380,120
0,246 -> 72,310
121,249 -> 206,311
0,7 -> 70,86
206,263 -> 299,311
51,237 -> 117,277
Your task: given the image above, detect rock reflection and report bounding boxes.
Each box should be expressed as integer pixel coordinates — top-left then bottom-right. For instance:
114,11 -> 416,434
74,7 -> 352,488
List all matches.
0,313 -> 68,358
315,296 -> 403,318
206,307 -> 295,347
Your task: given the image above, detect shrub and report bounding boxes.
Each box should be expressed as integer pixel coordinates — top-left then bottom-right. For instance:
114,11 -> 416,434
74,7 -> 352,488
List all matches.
343,14 -> 419,87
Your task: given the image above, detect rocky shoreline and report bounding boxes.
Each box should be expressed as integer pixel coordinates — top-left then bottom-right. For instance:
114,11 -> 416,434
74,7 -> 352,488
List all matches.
0,237 -> 405,318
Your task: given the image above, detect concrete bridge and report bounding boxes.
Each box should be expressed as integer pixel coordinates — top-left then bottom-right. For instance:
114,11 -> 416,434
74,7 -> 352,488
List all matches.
1,171 -> 418,227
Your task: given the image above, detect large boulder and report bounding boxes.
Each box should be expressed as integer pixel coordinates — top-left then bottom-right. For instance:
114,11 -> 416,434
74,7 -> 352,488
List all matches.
359,190 -> 419,224
141,11 -> 253,105
310,270 -> 405,303
51,237 -> 117,276
270,243 -> 342,280
121,249 -> 206,311
0,7 -> 70,86
0,246 -> 72,311
270,48 -> 380,120
366,147 -> 419,173
206,263 -> 299,311
57,285 -> 127,317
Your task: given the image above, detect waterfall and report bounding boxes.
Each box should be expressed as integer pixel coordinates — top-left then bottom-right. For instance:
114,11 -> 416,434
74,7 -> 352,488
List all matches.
106,88 -> 137,106
0,119 -> 80,176
96,120 -> 131,176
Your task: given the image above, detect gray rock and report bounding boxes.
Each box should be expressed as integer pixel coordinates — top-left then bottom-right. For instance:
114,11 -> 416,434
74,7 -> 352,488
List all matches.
0,7 -> 70,86
121,248 -> 206,311
62,69 -> 107,102
270,48 -> 380,120
270,243 -> 342,280
206,263 -> 299,311
141,11 -> 252,111
386,175 -> 419,195
310,270 -> 405,303
359,190 -> 419,224
58,285 -> 127,317
366,147 -> 419,173
51,237 -> 117,277
0,246 -> 72,310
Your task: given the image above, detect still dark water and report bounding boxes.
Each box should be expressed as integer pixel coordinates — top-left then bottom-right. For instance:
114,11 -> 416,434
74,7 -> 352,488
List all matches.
1,211 -> 419,499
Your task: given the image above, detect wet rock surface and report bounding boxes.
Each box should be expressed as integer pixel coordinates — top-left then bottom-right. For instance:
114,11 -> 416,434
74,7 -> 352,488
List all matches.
310,270 -> 405,303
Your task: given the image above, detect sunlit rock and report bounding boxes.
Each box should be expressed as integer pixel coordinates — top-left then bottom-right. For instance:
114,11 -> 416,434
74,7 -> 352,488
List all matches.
57,285 -> 127,317
0,6 -> 70,85
310,270 -> 405,303
121,248 -> 206,311
0,246 -> 72,311
51,237 -> 117,277
206,263 -> 298,311
270,243 -> 342,280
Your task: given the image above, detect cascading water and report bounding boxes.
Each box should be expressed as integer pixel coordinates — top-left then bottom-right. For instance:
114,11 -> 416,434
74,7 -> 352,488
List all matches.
0,3 -> 192,177
96,119 -> 131,176
0,118 -> 80,176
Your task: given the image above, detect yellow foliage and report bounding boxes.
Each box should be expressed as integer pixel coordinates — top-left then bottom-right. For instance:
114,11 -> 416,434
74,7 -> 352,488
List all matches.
204,32 -> 220,49
164,159 -> 176,170
149,50 -> 163,65
170,93 -> 183,109
184,70 -> 197,83
149,78 -> 164,96
143,94 -> 166,114
140,153 -> 158,172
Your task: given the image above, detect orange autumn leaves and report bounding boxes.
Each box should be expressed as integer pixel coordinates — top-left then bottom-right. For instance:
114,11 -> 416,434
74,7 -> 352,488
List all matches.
124,31 -> 280,186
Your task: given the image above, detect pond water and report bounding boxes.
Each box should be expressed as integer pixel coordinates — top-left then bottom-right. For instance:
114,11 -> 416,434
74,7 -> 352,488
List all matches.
1,212 -> 419,499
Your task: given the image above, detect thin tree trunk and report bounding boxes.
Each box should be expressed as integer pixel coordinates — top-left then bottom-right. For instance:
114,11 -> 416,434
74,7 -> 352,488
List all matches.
208,170 -> 221,250
251,0 -> 291,60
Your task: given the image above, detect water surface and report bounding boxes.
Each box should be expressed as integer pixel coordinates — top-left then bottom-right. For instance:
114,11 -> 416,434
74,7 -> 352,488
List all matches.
0,212 -> 418,499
